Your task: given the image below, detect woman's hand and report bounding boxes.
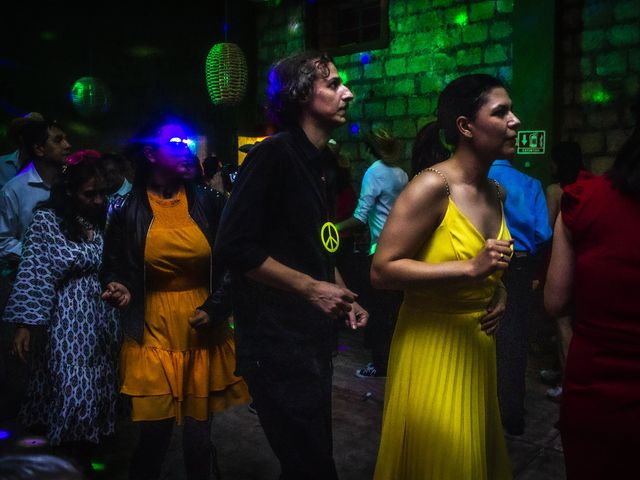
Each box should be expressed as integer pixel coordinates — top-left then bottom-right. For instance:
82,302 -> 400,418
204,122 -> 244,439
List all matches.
101,282 -> 131,308
480,283 -> 507,335
188,309 -> 210,330
469,239 -> 514,279
12,326 -> 30,363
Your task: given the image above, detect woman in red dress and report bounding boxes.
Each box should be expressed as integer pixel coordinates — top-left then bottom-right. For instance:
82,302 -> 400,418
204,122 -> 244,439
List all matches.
545,107 -> 640,479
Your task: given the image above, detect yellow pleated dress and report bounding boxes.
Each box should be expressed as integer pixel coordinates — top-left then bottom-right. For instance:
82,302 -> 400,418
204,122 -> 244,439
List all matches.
119,188 -> 250,423
374,195 -> 513,480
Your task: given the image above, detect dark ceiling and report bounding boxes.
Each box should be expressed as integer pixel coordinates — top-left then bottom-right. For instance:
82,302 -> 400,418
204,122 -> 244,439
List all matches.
0,5 -> 260,152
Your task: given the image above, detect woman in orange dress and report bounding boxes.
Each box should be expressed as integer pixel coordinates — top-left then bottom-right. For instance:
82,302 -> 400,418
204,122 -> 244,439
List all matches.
101,116 -> 249,480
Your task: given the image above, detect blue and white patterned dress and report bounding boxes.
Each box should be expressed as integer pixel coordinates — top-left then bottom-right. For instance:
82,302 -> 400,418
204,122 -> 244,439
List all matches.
3,209 -> 120,444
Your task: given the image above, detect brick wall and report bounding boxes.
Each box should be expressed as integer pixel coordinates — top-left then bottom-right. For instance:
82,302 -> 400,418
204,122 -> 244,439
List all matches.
559,0 -> 640,174
256,0 -> 514,184
255,0 -> 640,183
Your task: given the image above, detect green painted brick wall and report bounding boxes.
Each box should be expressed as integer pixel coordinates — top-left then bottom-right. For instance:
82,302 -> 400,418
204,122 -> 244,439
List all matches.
560,0 -> 640,173
463,23 -> 489,44
470,1 -> 496,22
255,0 -> 513,183
608,24 -> 640,46
614,0 -> 640,21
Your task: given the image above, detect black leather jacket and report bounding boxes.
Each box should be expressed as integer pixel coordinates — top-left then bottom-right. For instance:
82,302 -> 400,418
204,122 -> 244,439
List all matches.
100,183 -> 232,344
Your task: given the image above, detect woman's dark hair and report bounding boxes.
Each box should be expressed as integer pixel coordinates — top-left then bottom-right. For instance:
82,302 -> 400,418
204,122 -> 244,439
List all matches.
39,150 -> 106,241
437,74 -> 505,147
608,98 -> 640,194
266,50 -> 334,128
551,141 -> 584,187
125,114 -> 194,187
411,121 -> 451,176
202,155 -> 221,178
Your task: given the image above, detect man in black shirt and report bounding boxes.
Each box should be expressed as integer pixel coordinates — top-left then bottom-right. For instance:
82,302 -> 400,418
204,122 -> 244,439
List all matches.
214,51 -> 368,480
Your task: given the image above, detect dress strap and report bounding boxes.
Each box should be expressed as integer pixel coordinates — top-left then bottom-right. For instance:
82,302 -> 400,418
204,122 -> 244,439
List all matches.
423,168 -> 451,196
491,179 -> 503,202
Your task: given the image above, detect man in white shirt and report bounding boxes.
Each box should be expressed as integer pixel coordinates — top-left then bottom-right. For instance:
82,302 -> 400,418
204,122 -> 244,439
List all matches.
0,118 -> 71,312
337,128 -> 408,377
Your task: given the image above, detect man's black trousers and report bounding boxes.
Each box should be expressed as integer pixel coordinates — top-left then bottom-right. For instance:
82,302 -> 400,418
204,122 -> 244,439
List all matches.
242,358 -> 338,480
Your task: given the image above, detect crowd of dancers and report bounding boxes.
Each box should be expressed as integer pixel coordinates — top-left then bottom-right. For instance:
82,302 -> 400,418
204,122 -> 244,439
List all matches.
0,49 -> 639,480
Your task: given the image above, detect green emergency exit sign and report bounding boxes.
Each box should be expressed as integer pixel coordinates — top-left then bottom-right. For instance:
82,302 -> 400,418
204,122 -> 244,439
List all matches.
517,130 -> 546,154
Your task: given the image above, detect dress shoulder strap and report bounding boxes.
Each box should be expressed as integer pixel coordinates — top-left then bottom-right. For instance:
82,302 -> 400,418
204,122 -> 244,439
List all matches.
491,178 -> 503,202
422,167 -> 451,196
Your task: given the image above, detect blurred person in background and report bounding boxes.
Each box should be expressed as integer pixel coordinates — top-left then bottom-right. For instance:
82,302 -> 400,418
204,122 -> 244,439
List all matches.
545,101 -> 640,480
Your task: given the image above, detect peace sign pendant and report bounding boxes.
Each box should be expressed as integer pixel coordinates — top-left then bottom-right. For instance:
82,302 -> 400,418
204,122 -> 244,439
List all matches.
321,222 -> 340,253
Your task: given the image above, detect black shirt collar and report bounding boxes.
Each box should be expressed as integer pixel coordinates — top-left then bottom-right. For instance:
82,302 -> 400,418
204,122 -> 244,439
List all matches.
288,125 -> 328,164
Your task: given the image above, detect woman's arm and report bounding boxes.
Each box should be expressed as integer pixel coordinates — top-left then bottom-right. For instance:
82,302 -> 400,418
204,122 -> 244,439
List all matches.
100,201 -> 134,294
5,210 -> 58,361
545,183 -> 562,231
371,172 -> 512,290
544,213 -> 575,317
100,201 -> 134,309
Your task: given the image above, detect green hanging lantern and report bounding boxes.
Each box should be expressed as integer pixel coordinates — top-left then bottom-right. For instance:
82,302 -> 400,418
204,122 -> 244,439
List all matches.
205,43 -> 248,106
69,77 -> 112,118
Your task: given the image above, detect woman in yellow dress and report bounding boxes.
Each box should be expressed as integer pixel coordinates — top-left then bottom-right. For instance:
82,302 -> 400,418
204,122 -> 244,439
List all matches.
100,117 -> 249,480
371,74 -> 519,479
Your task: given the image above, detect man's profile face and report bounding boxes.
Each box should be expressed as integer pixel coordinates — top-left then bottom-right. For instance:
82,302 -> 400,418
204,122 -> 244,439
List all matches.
306,62 -> 354,129
40,126 -> 71,165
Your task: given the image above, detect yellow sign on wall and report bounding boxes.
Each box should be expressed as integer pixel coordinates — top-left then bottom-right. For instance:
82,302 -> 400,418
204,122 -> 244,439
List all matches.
238,135 -> 268,165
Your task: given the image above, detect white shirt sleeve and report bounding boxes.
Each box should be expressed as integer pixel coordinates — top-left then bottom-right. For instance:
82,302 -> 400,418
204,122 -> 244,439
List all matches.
353,165 -> 382,224
0,188 -> 22,258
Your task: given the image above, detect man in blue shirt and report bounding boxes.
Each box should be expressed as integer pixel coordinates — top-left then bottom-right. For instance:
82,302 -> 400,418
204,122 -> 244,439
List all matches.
0,113 -> 45,190
488,159 -> 552,435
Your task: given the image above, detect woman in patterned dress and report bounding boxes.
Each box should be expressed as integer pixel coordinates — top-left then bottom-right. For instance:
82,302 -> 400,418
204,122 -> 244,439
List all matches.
4,150 -> 120,473
100,117 -> 249,480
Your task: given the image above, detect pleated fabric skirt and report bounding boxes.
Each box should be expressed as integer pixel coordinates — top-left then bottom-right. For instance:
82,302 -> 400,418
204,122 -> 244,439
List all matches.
374,302 -> 512,480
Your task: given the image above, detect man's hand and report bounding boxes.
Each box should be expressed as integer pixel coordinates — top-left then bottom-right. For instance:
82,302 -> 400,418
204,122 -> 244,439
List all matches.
12,326 -> 30,363
480,283 -> 507,336
305,280 -> 357,318
188,309 -> 210,330
345,301 -> 369,330
101,282 -> 131,309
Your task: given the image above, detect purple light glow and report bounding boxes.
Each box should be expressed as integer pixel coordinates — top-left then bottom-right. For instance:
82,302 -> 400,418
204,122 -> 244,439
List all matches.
17,436 -> 48,448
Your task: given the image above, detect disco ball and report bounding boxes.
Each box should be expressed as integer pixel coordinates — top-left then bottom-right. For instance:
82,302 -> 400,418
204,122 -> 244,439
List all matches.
69,76 -> 112,118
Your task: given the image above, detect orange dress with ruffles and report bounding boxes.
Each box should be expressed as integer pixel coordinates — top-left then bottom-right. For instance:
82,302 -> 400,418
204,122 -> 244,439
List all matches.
119,187 -> 249,422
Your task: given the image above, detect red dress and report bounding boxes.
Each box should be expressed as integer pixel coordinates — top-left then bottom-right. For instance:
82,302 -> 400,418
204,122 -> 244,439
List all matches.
560,172 -> 640,479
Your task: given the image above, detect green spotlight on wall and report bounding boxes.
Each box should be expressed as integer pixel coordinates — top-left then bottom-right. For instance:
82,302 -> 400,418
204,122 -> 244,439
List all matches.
454,13 -> 469,26
69,77 -> 112,118
91,462 -> 106,472
592,89 -> 612,104
205,43 -> 248,106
